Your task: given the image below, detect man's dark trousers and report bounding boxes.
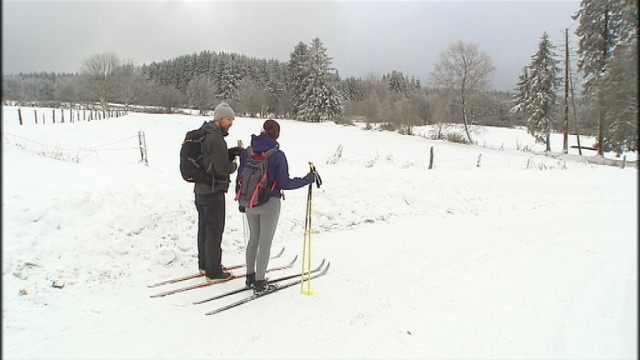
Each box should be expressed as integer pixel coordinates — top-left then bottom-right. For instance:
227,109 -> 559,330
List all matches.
195,192 -> 226,277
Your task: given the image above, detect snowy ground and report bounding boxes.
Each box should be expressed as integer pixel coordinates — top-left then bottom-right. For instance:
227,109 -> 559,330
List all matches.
2,105 -> 638,359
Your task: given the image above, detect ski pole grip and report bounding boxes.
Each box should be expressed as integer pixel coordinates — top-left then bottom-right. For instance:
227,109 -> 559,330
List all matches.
314,172 -> 322,188
308,162 -> 322,188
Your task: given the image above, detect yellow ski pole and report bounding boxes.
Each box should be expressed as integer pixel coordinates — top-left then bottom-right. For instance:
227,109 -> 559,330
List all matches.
301,162 -> 320,295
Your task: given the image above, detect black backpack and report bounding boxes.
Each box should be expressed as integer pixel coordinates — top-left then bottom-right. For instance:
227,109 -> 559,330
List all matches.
180,124 -> 213,184
234,145 -> 279,208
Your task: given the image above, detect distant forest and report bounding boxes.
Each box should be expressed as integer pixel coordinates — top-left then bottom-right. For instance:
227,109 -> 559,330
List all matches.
3,0 -> 638,156
2,45 -> 527,129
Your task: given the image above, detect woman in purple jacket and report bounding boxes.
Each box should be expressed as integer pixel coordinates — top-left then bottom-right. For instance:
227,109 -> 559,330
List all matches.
236,119 -> 314,294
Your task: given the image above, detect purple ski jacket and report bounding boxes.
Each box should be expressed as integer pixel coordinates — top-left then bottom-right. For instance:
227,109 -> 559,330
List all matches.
236,134 -> 310,199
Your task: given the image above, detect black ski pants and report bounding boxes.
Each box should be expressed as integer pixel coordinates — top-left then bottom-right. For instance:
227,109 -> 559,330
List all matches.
195,192 -> 226,278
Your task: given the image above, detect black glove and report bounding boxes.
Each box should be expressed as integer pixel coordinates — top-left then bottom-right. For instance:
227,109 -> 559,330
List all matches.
238,205 -> 246,213
304,171 -> 315,184
227,146 -> 243,161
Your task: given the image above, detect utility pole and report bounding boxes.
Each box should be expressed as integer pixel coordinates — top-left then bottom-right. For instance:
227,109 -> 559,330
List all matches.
563,28 -> 569,154
569,58 -> 583,156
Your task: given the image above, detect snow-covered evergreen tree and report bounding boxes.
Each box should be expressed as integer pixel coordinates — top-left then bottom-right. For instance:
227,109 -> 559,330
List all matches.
194,51 -> 212,78
208,53 -> 220,82
602,1 -> 638,153
342,77 -> 366,102
173,54 -> 195,93
410,77 -> 422,92
215,54 -> 241,101
526,32 -> 561,150
511,66 -> 531,116
288,42 -> 310,118
573,0 -> 638,155
601,41 -> 638,152
264,60 -> 289,116
387,70 -> 409,95
289,38 -> 344,122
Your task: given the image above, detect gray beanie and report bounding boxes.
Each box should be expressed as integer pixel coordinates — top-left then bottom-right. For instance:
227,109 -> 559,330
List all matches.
213,102 -> 235,121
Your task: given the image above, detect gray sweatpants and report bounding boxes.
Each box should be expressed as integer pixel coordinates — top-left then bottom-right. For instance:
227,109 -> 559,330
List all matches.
245,197 -> 281,281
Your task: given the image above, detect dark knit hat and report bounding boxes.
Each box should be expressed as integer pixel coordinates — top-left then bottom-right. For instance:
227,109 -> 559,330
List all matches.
213,102 -> 235,121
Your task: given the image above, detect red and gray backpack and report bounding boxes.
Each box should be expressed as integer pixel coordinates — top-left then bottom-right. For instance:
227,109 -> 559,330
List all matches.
235,145 -> 279,208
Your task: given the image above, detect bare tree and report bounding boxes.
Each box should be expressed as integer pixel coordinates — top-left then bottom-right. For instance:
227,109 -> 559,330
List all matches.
81,53 -> 121,113
186,74 -> 215,115
54,76 -> 84,104
429,90 -> 453,122
114,61 -> 146,113
408,92 -> 432,126
236,79 -> 269,117
430,41 -> 495,143
152,83 -> 185,113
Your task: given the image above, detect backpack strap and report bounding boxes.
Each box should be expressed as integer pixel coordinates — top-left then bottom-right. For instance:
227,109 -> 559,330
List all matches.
249,144 -> 279,160
263,144 -> 279,158
264,145 -> 280,196
252,145 -> 280,198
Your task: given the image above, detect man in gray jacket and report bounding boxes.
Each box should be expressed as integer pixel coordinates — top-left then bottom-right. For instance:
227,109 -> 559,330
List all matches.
195,102 -> 238,281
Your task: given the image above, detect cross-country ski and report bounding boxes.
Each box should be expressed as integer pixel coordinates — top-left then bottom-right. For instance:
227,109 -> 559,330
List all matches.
192,259 -> 326,305
149,256 -> 297,298
205,263 -> 330,316
147,247 -> 285,288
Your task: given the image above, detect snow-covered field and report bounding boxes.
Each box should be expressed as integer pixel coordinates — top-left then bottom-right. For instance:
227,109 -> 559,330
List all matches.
2,105 -> 637,359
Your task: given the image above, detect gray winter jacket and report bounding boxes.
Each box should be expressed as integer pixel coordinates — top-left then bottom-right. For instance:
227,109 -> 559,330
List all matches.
194,122 -> 237,194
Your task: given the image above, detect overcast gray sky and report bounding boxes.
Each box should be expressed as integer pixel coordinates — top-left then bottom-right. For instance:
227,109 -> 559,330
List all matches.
3,0 -> 581,91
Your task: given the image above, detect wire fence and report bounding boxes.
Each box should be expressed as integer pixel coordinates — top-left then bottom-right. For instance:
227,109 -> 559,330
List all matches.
13,107 -> 126,126
3,131 -> 148,165
323,144 -> 632,170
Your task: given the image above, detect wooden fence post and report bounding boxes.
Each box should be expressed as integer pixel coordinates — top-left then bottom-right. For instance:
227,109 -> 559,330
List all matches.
70,108 -> 73,123
42,113 -> 45,125
34,109 -> 38,124
18,109 -> 23,125
477,154 -> 482,167
622,155 -> 626,169
61,109 -> 65,123
53,109 -> 56,124
138,130 -> 149,166
428,146 -> 434,170
326,144 -> 343,165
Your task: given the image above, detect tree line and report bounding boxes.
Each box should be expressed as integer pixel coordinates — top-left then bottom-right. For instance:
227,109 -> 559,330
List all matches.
511,0 -> 637,154
0,41 -> 529,138
3,0 -> 637,153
